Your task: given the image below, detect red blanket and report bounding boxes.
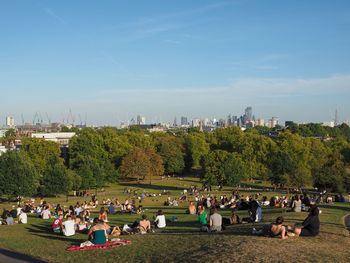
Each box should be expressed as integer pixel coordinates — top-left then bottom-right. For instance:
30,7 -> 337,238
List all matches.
67,240 -> 131,252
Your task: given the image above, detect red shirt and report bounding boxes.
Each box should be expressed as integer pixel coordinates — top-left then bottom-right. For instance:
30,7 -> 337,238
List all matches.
52,218 -> 62,228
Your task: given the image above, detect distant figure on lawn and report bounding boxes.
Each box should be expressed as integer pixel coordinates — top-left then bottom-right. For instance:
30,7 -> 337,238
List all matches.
52,214 -> 64,233
138,214 -> 151,233
99,207 -> 108,222
288,199 -> 320,237
61,215 -> 76,236
209,208 -> 222,232
18,210 -> 27,224
252,216 -> 288,240
88,218 -> 108,245
154,210 -> 166,229
188,202 -> 197,214
41,206 -> 51,220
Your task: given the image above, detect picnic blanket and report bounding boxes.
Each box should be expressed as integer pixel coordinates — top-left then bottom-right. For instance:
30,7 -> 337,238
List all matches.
67,240 -> 131,252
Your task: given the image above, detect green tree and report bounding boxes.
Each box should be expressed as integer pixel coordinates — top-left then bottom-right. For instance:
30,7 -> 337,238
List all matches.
0,151 -> 38,200
183,133 -> 209,170
41,156 -> 72,197
21,138 -> 62,175
156,137 -> 185,174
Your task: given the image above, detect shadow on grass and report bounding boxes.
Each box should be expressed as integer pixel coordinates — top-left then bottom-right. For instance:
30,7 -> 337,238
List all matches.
0,247 -> 48,263
318,204 -> 350,212
25,224 -> 85,244
120,183 -> 184,192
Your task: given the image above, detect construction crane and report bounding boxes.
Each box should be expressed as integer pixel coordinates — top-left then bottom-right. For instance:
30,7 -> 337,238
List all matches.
78,114 -> 83,127
33,112 -> 39,124
61,113 -> 65,125
38,112 -> 43,123
45,112 -> 51,124
69,109 -> 75,126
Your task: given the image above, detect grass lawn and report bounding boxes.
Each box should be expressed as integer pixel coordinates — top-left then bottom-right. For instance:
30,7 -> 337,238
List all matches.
0,177 -> 350,263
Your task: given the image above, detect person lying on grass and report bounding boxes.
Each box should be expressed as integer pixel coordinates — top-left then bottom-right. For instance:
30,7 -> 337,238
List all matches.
252,216 -> 288,240
287,199 -> 320,237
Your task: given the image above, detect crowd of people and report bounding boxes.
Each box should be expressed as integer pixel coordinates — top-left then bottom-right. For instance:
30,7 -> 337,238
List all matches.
0,185 -> 345,247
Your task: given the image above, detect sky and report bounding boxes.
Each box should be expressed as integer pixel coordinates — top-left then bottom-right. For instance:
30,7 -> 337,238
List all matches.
1,0 -> 350,126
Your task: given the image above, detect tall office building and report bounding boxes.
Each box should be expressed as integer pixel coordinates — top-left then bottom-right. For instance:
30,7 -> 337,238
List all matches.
245,107 -> 253,120
6,117 -> 15,127
181,116 -> 188,126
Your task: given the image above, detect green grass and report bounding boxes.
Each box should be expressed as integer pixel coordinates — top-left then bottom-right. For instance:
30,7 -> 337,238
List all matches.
1,177 -> 350,263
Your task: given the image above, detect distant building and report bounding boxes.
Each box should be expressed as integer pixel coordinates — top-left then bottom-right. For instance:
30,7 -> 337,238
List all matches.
255,118 -> 264,127
245,107 -> 252,120
343,120 -> 349,126
181,116 -> 188,126
31,132 -> 76,146
322,121 -> 335,128
6,117 -> 15,127
192,119 -> 200,127
246,120 -> 255,128
267,117 -> 278,128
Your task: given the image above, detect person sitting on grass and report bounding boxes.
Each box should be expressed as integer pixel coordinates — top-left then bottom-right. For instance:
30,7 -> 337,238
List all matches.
153,210 -> 166,229
18,210 -> 27,224
52,214 -> 64,233
188,202 -> 197,215
77,214 -> 89,233
108,202 -> 115,214
198,206 -> 208,226
88,218 -> 108,245
288,200 -> 320,237
41,206 -> 51,220
138,214 -> 151,233
209,208 -> 222,232
5,212 -> 14,225
61,215 -> 76,236
252,216 -> 288,240
99,207 -> 108,222
229,210 -> 240,225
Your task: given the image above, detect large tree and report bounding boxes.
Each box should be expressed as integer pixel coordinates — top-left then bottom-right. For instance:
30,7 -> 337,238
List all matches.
21,138 -> 62,175
0,151 -> 38,200
119,147 -> 164,183
41,156 -> 72,197
156,137 -> 185,174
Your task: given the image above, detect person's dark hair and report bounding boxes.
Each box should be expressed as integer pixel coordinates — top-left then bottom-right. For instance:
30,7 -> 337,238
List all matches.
276,216 -> 284,225
67,215 -> 72,219
157,210 -> 163,215
142,214 -> 147,220
100,207 -> 105,214
211,208 -> 217,214
93,217 -> 99,224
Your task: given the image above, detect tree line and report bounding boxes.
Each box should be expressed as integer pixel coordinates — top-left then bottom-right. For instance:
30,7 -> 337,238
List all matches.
1,123 -> 350,200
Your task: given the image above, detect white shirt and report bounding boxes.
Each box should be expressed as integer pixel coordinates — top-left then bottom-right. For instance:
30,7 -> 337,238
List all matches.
19,213 -> 27,224
155,215 -> 166,228
62,220 -> 75,236
17,207 -> 22,216
42,209 -> 51,219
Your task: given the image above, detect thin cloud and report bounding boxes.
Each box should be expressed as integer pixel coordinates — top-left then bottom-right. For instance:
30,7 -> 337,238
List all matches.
44,8 -> 67,24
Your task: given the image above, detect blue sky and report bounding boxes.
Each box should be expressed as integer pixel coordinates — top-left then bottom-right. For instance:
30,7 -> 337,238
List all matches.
1,0 -> 350,126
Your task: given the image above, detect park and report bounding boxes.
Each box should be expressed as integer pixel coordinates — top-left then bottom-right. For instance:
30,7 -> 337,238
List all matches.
0,175 -> 350,263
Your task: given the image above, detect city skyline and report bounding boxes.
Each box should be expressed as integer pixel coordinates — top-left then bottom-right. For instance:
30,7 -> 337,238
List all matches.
1,1 -> 350,125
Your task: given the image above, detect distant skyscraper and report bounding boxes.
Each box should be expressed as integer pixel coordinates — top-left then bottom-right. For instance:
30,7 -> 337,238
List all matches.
334,109 -> 339,126
227,114 -> 232,126
245,106 -> 253,120
137,115 -> 141,125
173,117 -> 177,127
267,117 -> 278,128
256,118 -> 264,126
181,116 -> 188,126
6,116 -> 14,127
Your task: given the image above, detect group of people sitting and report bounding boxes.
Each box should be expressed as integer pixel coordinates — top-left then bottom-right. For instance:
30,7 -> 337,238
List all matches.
253,199 -> 320,239
0,205 -> 27,225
